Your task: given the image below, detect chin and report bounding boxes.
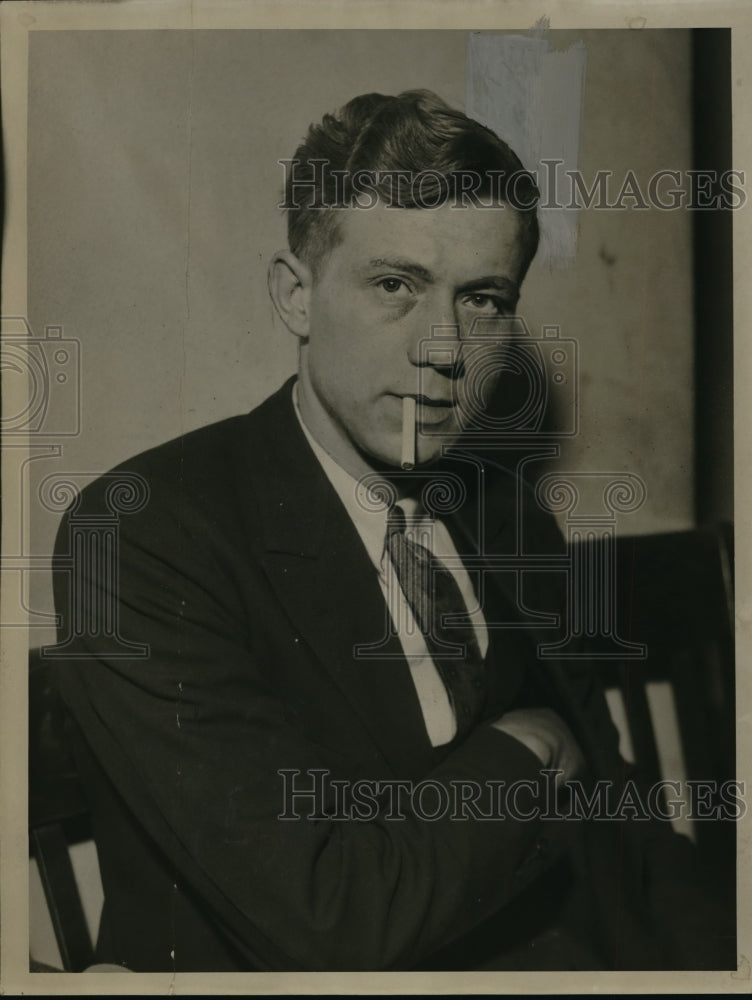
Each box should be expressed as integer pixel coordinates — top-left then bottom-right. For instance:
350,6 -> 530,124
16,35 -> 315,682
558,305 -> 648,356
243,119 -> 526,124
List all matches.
355,435 -> 449,475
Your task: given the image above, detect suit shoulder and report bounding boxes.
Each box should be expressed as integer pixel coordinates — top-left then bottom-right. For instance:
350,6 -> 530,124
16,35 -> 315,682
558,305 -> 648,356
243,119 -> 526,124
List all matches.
113,412 -> 251,484
71,413 -> 248,515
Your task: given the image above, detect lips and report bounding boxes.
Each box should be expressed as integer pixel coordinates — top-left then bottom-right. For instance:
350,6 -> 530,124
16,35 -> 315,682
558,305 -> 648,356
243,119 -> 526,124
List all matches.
404,394 -> 457,426
387,392 -> 456,428
408,393 -> 454,408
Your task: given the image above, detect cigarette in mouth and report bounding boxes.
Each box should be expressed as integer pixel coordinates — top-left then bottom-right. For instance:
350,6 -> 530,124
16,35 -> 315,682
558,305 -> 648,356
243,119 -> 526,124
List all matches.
401,396 -> 416,470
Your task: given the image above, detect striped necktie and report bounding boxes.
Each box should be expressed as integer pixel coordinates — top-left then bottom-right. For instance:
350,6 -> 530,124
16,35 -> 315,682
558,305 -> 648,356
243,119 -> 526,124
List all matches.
385,504 -> 486,741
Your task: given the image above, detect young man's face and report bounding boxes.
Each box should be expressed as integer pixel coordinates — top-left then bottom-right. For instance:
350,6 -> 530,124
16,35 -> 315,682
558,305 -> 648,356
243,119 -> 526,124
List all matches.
297,200 -> 530,478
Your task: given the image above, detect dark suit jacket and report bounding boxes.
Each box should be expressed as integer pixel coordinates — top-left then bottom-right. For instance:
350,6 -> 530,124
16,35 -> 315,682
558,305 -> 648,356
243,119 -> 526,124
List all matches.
53,378 -> 733,972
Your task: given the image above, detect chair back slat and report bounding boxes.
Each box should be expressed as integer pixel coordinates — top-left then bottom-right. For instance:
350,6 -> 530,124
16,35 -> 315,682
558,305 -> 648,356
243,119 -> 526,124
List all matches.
576,523 -> 735,869
29,652 -> 95,971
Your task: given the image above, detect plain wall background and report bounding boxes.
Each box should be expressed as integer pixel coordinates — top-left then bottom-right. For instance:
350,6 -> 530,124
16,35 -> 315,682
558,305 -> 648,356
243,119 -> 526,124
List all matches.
27,31 -> 696,637
29,30 -> 693,616
27,31 -> 696,617
25,26 -> 699,967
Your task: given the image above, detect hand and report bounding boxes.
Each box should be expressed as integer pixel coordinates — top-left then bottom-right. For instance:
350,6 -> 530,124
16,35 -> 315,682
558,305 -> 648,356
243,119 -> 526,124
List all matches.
491,707 -> 584,783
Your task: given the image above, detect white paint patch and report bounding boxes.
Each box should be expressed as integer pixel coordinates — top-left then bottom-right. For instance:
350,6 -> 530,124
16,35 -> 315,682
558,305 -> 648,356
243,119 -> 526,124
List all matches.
466,32 -> 587,268
603,685 -> 635,764
29,838 -> 104,970
646,679 -> 696,842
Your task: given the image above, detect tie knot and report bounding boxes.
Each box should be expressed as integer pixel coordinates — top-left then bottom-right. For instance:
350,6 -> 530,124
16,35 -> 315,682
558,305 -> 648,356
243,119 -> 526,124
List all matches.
386,504 -> 407,537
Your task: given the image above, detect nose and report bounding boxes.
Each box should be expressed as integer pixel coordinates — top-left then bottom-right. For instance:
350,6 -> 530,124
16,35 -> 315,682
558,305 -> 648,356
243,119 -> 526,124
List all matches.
405,294 -> 463,378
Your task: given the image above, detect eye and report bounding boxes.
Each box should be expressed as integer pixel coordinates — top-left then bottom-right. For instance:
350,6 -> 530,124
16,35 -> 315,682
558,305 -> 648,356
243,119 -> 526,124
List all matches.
461,293 -> 509,315
377,277 -> 408,294
373,276 -> 413,307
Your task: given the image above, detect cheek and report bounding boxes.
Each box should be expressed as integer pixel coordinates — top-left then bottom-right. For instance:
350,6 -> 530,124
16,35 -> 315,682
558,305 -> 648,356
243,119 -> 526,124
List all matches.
310,320 -> 387,382
308,297 -> 368,363
307,332 -> 379,413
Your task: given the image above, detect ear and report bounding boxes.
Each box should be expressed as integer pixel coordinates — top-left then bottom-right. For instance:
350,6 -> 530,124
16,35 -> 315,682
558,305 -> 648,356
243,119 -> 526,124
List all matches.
268,250 -> 312,339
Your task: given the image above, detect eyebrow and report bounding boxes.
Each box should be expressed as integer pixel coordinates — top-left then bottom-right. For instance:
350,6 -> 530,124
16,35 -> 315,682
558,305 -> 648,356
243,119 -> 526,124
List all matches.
460,275 -> 520,303
366,257 -> 435,283
364,258 -> 520,302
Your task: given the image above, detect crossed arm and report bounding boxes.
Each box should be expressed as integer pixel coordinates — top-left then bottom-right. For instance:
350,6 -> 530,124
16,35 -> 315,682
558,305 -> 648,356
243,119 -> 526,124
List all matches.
52,469 -> 594,971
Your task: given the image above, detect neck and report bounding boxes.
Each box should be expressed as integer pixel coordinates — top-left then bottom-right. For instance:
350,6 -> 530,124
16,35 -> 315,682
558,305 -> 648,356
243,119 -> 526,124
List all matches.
294,374 -> 428,501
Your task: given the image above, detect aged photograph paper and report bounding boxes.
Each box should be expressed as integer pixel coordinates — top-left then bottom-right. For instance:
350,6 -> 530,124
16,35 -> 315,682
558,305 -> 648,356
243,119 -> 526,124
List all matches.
1,0 -> 750,995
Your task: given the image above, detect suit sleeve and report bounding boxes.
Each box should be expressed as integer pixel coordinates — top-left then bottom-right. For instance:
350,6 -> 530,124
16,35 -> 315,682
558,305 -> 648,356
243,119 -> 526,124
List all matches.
53,472 -> 563,973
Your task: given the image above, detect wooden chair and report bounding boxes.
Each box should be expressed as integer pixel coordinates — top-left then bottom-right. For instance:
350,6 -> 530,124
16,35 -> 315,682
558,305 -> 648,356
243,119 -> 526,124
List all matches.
577,523 -> 735,873
29,649 -> 96,972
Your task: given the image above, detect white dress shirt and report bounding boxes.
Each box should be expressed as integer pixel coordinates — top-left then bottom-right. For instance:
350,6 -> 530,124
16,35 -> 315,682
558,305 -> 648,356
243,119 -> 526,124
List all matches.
293,383 -> 489,746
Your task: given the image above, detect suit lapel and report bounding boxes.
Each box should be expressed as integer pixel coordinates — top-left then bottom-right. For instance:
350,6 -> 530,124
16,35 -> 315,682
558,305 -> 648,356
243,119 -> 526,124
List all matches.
244,381 -> 435,776
242,384 -> 596,776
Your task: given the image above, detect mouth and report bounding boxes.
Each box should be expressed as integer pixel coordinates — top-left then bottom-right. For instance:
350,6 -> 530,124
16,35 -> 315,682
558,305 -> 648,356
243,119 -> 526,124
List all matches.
406,393 -> 454,409
398,393 -> 457,429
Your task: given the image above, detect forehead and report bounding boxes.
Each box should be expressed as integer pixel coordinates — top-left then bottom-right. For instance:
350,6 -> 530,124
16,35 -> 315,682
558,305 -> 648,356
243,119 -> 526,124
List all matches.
327,201 -> 528,281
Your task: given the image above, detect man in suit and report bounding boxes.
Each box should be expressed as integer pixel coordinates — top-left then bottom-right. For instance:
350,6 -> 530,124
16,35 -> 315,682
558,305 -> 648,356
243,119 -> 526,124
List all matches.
53,90 -> 733,972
